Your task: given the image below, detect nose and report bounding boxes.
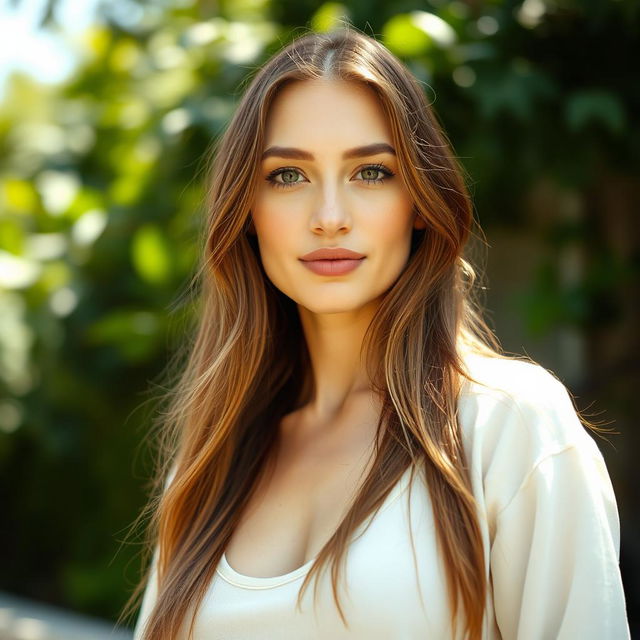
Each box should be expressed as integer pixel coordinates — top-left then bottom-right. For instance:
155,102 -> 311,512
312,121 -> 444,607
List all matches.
310,182 -> 351,235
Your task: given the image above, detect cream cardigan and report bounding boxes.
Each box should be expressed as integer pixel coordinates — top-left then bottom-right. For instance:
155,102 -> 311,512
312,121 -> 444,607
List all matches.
134,354 -> 630,639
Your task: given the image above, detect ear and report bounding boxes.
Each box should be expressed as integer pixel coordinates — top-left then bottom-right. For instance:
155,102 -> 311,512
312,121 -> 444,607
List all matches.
413,212 -> 427,230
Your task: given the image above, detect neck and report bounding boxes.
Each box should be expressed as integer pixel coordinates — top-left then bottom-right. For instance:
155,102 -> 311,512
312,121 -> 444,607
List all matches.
296,297 -> 380,424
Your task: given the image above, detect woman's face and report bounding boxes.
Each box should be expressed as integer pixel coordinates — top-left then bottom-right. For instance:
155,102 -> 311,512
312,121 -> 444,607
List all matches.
250,78 -> 425,314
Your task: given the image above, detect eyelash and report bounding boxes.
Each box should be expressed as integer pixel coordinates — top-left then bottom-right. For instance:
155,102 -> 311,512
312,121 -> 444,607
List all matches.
265,163 -> 395,190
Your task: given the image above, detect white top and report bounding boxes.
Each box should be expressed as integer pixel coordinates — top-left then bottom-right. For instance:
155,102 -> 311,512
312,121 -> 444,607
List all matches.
133,355 -> 630,639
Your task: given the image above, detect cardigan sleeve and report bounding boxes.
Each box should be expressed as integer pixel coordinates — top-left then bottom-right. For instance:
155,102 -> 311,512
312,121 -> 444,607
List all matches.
490,444 -> 629,639
133,546 -> 159,640
133,464 -> 176,639
481,382 -> 630,638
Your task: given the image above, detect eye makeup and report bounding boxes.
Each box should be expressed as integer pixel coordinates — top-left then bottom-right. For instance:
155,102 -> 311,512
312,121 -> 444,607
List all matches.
265,162 -> 395,190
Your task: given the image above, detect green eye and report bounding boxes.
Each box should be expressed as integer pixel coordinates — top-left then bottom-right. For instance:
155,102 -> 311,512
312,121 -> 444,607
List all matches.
358,163 -> 395,184
361,167 -> 380,181
281,170 -> 300,183
266,167 -> 304,189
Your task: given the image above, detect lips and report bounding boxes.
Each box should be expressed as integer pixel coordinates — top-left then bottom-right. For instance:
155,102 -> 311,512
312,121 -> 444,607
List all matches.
298,247 -> 366,276
299,247 -> 365,261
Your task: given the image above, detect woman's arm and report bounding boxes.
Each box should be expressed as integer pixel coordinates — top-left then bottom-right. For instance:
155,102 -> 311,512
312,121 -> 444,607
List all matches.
132,464 -> 176,639
460,356 -> 629,638
483,377 -> 630,639
490,442 -> 628,639
132,547 -> 159,640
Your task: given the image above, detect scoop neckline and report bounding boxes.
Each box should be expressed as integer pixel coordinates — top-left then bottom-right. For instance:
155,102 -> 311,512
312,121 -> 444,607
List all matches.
216,465 -> 415,589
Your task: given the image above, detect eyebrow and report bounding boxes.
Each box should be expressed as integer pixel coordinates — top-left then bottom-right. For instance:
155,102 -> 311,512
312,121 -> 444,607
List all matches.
261,142 -> 396,161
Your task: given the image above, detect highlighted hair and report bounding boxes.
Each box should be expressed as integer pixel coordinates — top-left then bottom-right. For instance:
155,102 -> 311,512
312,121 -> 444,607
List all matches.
123,26 -> 502,640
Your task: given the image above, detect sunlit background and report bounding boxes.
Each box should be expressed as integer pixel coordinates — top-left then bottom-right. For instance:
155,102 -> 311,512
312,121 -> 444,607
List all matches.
1,0 -> 638,637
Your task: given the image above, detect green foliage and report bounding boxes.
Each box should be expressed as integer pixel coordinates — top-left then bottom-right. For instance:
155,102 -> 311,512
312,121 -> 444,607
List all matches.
1,0 -> 638,628
311,2 -> 351,32
565,89 -> 627,135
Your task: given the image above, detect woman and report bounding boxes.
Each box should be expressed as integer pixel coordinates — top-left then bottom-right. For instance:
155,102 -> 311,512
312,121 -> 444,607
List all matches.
126,27 -> 629,639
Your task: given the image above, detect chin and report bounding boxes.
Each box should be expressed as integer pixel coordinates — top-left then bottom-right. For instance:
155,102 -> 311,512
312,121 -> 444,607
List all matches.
296,292 -> 378,315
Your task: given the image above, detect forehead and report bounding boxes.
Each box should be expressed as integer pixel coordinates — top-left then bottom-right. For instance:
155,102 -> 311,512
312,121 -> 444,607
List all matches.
264,78 -> 392,146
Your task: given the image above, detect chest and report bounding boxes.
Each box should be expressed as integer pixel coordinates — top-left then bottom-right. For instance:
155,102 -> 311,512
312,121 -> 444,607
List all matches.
224,416 -> 379,578
203,466 -> 495,639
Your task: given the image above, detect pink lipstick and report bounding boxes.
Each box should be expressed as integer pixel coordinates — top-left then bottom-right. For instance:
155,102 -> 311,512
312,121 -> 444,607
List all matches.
299,247 -> 366,276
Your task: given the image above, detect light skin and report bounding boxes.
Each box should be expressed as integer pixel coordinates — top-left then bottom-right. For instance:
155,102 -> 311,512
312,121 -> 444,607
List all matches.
249,77 -> 426,441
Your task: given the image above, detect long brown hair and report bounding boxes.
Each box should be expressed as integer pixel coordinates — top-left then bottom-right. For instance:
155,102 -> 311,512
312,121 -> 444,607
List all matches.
123,26 -> 503,640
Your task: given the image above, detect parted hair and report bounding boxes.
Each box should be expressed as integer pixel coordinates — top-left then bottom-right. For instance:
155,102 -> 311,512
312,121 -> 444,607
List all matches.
122,25 -> 503,640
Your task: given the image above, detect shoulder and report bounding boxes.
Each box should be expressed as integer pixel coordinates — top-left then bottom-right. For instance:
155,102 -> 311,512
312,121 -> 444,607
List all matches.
456,352 -> 604,516
458,352 -> 591,452
460,351 -> 568,406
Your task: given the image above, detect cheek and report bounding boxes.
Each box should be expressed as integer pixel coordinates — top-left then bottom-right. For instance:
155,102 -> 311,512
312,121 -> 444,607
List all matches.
250,198 -> 301,283
367,191 -> 415,248
252,194 -> 284,249
252,189 -> 304,239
